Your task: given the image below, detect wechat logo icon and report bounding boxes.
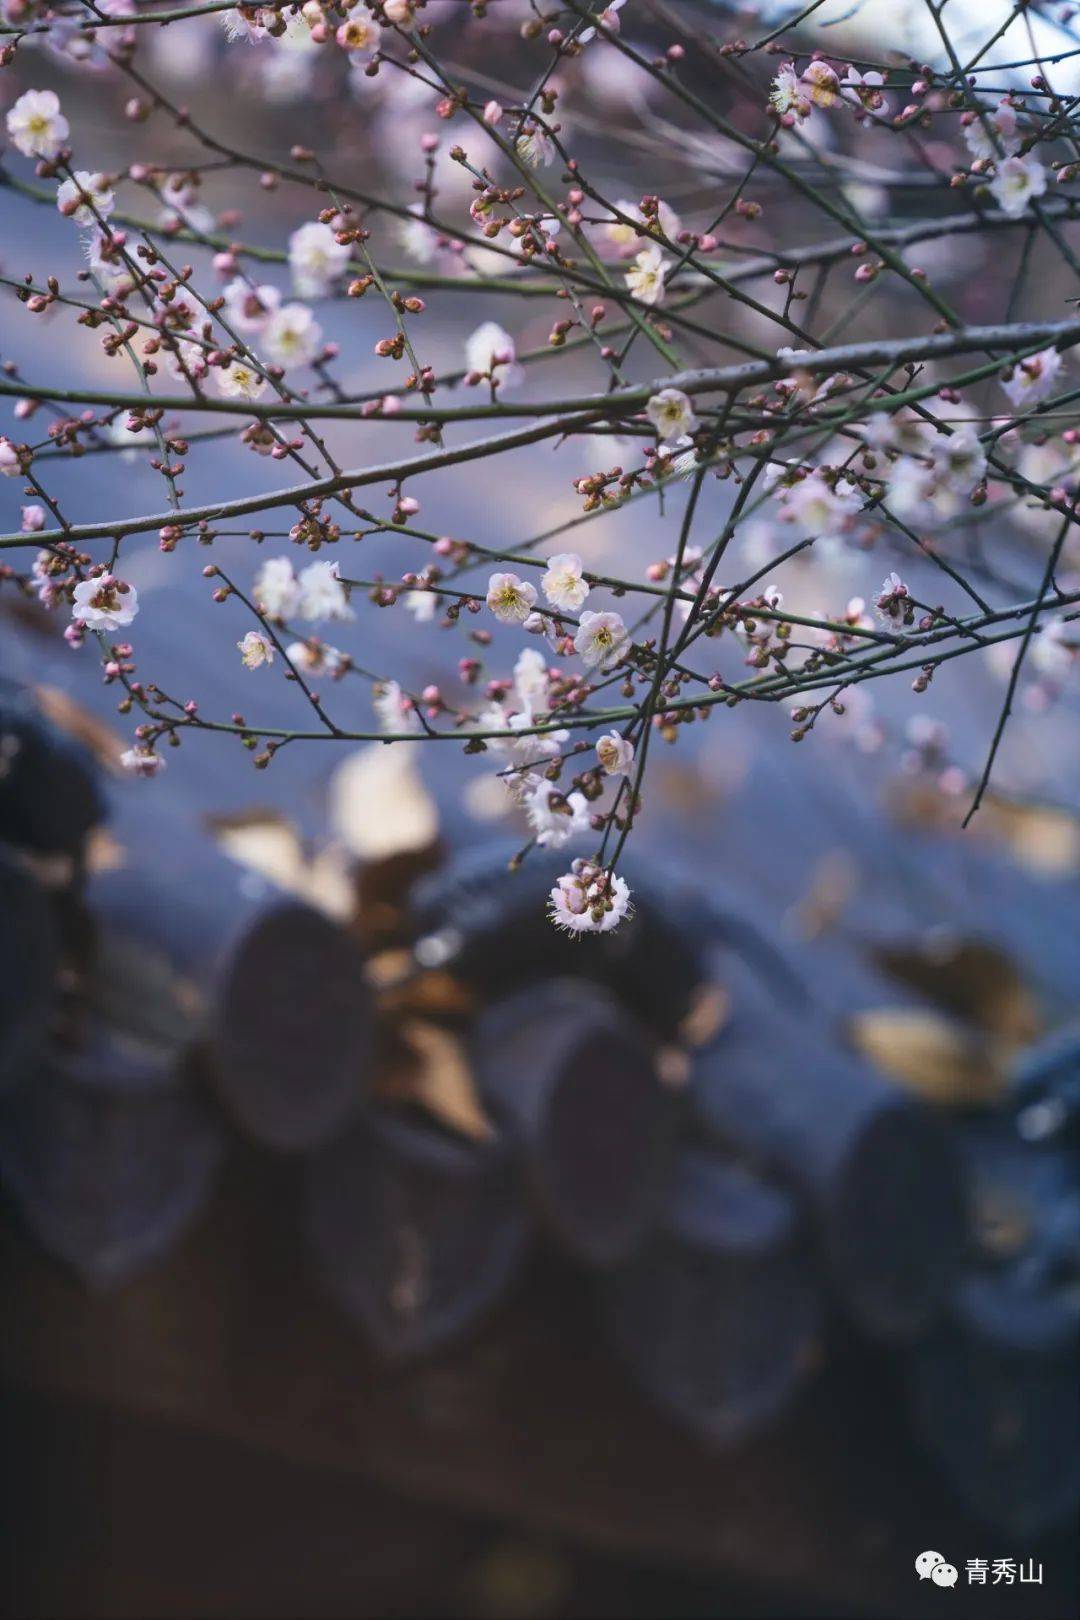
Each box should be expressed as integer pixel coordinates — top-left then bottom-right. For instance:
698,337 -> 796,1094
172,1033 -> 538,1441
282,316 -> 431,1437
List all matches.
916,1551 -> 958,1587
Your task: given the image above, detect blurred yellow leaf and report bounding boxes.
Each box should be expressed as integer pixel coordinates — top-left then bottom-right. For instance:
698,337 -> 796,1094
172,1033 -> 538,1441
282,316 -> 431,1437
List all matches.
328,742 -> 439,860
34,684 -> 125,771
206,809 -> 354,921
849,1006 -> 1005,1107
375,1019 -> 493,1142
677,982 -> 730,1048
874,937 -> 1041,1050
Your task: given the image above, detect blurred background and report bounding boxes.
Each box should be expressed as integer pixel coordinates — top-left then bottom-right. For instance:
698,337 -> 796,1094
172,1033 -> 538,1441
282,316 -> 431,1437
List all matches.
1,2 -> 1078,1616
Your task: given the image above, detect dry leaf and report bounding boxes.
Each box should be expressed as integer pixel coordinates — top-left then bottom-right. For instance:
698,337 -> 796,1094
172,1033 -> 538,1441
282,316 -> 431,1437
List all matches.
656,1045 -> 692,1089
374,1018 -> 493,1142
328,742 -> 439,860
85,826 -> 126,875
889,778 -> 1080,877
874,937 -> 1042,1050
34,683 -> 125,771
849,1006 -> 1005,1108
784,849 -> 858,941
205,809 -> 354,920
378,969 -> 476,1022
677,982 -> 730,1049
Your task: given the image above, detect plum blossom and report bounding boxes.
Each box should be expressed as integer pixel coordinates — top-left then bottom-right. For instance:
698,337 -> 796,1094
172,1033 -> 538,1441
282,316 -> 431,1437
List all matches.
575,610 -> 630,671
841,68 -> 887,115
286,639 -> 346,677
254,556 -> 301,618
624,243 -> 667,305
288,220 -> 350,298
519,776 -> 591,849
238,630 -> 274,668
646,387 -> 698,447
602,196 -> 680,258
874,572 -> 912,629
262,303 -> 322,368
549,859 -> 633,935
71,575 -> 139,631
579,0 -> 626,44
990,155 -> 1047,218
216,359 -> 268,401
21,504 -> 46,532
56,171 -> 114,226
964,100 -> 1021,162
373,678 -> 421,735
770,64 -> 809,121
466,321 -> 518,381
222,278 -> 281,333
298,559 -> 352,621
0,439 -> 22,477
1001,347 -> 1063,412
929,427 -> 987,493
487,572 -> 538,624
515,123 -> 555,168
782,472 -> 862,538
7,89 -> 69,159
542,553 -> 589,612
802,61 -> 841,109
596,732 -> 634,776
120,747 -> 165,777
336,10 -> 381,56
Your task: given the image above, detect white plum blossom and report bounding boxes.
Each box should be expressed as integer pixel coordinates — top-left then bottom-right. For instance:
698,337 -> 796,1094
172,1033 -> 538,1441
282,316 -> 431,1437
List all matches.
487,571 -> 538,624
121,747 -> 165,777
515,124 -> 555,168
7,89 -> 69,159
964,99 -> 1021,162
0,438 -> 22,477
216,359 -> 268,401
71,575 -> 139,631
238,629 -> 275,668
286,639 -> 346,676
575,609 -> 630,671
990,155 -> 1047,218
603,196 -> 681,258
802,61 -> 841,109
402,589 -> 438,623
596,731 -> 634,776
298,559 -> 352,621
254,556 -> 301,618
222,278 -> 281,333
841,68 -> 887,115
770,63 -> 809,120
929,426 -> 987,493
1031,614 -> 1077,682
288,220 -> 350,298
542,552 -> 589,612
875,572 -> 912,629
335,10 -> 381,56
56,171 -> 114,226
262,303 -> 322,368
466,321 -> 517,379
646,387 -> 698,447
519,775 -> 592,849
549,859 -> 633,935
373,678 -> 421,735
1001,346 -> 1063,412
625,243 -> 668,305
782,472 -> 862,538
513,646 -> 550,714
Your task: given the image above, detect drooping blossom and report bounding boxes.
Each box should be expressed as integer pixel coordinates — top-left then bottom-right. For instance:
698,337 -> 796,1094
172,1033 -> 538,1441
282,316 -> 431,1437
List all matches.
596,732 -> 635,776
56,170 -> 114,226
519,775 -> 592,849
549,858 -> 633,935
874,572 -> 912,629
1001,346 -> 1063,412
120,746 -> 165,777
